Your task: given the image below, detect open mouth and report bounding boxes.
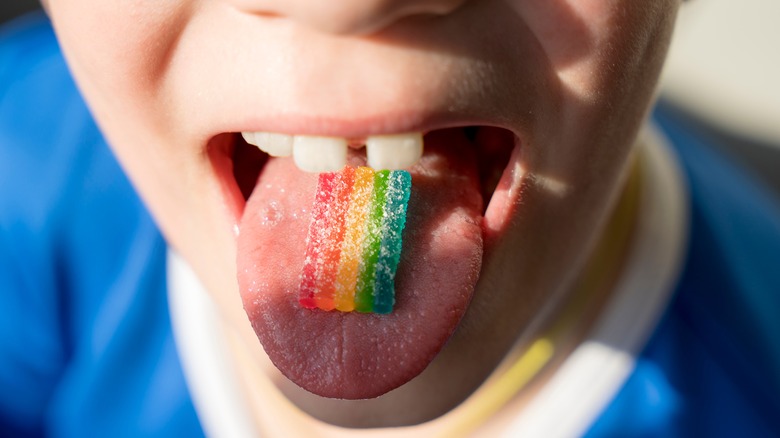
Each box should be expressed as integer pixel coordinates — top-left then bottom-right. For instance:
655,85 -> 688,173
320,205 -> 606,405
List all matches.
208,125 -> 519,399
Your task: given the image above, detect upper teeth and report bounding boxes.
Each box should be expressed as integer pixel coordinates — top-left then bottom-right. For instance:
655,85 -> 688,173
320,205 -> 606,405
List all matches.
241,131 -> 423,173
366,133 -> 423,170
293,136 -> 348,173
241,132 -> 293,157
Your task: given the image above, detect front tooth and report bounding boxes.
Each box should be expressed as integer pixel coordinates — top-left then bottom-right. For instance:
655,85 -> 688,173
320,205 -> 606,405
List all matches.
366,133 -> 423,170
241,132 -> 293,157
293,136 -> 348,173
241,131 -> 257,146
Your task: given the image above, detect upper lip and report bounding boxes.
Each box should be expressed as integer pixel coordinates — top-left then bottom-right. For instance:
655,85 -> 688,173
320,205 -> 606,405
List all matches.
197,71 -> 525,143
220,109 -> 519,140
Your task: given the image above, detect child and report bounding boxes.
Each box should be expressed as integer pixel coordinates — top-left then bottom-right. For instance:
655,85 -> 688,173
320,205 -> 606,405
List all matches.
1,0 -> 778,436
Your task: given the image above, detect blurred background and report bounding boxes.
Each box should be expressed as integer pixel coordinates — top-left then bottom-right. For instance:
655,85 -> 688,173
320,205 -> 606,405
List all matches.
2,0 -> 778,196
659,0 -> 780,196
1,1 -> 38,26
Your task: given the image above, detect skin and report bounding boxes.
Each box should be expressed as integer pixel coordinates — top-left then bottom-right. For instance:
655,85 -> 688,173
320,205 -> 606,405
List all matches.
45,0 -> 681,428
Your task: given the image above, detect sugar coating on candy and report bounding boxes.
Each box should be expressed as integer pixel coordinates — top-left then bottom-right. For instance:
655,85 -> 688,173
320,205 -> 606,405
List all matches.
354,170 -> 389,312
373,171 -> 411,314
313,168 -> 354,311
298,166 -> 412,313
298,172 -> 337,309
334,167 -> 374,311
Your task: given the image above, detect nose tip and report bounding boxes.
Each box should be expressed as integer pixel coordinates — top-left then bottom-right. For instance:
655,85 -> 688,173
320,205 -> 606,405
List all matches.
259,0 -> 467,35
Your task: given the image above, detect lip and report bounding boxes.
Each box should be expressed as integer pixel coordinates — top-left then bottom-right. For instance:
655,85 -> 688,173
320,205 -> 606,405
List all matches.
228,111 -> 520,140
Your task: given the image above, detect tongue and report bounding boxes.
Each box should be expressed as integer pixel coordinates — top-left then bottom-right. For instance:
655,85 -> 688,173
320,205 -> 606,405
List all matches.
236,129 -> 484,399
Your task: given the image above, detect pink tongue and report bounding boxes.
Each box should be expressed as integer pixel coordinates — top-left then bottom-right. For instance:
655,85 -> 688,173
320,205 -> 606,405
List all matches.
236,129 -> 483,399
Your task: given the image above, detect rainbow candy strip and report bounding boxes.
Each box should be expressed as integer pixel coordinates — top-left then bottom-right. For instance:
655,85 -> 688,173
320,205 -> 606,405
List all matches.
299,166 -> 412,314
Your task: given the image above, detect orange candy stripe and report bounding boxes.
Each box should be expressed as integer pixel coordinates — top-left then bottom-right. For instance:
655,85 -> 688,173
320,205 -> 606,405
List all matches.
313,167 -> 355,310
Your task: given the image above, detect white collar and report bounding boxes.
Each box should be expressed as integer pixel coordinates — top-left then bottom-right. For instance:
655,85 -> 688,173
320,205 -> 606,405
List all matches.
167,123 -> 689,438
167,252 -> 261,438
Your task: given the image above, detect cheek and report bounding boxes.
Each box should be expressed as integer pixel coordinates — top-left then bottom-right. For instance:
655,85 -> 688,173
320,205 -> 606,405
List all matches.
505,0 -> 614,70
48,0 -> 190,101
575,1 -> 679,91
47,0 -> 201,192
47,1 -> 216,253
509,0 -> 678,92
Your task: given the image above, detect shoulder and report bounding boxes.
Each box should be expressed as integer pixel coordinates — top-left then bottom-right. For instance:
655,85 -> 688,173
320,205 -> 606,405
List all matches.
0,11 -> 60,77
0,15 -> 202,436
0,12 -> 76,133
655,103 -> 780,383
1,12 -> 117,224
0,12 -> 154,300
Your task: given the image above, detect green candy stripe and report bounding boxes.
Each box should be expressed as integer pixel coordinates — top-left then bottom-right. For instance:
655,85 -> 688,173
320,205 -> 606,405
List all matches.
373,171 -> 412,314
354,170 -> 389,312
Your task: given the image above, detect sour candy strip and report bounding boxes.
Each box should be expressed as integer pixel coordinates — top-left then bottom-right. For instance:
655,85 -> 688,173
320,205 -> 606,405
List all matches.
299,166 -> 411,313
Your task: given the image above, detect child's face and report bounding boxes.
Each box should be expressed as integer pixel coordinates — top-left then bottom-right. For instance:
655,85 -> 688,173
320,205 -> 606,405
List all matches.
47,0 -> 679,412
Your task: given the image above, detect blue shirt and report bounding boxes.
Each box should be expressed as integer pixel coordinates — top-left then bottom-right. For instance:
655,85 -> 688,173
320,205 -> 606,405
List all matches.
2,13 -> 779,437
0,13 -> 202,438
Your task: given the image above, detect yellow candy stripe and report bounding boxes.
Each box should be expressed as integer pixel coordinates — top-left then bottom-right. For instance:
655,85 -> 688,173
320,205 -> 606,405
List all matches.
333,167 -> 375,311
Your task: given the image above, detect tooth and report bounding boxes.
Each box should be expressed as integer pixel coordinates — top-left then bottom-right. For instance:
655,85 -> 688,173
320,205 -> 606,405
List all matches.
366,133 -> 423,170
293,136 -> 348,173
241,131 -> 294,157
241,131 -> 256,145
